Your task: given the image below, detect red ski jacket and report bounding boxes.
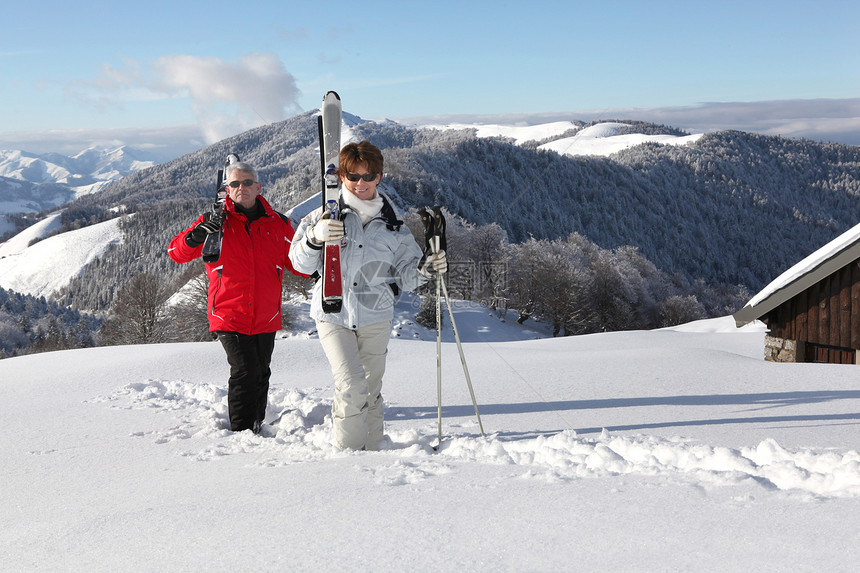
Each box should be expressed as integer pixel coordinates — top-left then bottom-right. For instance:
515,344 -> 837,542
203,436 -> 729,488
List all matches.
168,195 -> 305,334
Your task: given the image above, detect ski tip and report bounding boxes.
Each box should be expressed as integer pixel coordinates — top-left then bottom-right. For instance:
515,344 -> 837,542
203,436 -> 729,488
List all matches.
323,90 -> 341,101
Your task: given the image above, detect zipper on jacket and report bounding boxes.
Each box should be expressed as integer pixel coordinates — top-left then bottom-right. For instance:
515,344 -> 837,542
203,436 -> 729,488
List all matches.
210,265 -> 224,317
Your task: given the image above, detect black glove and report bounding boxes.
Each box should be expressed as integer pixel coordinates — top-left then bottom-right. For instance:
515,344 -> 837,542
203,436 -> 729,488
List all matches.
187,219 -> 220,246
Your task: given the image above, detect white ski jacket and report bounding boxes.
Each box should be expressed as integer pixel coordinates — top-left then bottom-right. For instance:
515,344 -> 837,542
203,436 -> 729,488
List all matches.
289,192 -> 427,329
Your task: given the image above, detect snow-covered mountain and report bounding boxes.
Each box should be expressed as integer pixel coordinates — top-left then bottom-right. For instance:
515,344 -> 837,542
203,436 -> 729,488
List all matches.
0,176 -> 73,219
0,116 -> 700,301
0,118 -> 694,218
424,118 -> 702,155
0,211 -> 125,299
539,121 -> 703,156
0,146 -> 160,215
4,109 -> 860,330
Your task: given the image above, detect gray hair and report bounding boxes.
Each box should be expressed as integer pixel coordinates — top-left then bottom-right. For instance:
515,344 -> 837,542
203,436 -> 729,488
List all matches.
225,161 -> 258,182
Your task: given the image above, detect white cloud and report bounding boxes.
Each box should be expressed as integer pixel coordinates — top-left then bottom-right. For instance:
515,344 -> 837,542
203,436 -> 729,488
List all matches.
66,52 -> 302,145
598,99 -> 860,145
152,52 -> 301,142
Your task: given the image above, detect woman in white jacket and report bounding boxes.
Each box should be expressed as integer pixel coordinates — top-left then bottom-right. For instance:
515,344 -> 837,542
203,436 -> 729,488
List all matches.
289,141 -> 447,450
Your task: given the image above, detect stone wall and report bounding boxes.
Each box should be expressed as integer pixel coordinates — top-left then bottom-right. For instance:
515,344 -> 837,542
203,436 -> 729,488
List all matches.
764,335 -> 804,362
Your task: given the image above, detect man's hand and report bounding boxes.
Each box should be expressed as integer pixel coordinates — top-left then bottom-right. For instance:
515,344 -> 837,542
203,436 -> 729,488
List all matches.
189,219 -> 220,244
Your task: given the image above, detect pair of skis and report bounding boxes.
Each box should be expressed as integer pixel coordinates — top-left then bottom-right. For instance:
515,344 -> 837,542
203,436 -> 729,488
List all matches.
418,207 -> 485,448
318,91 -> 344,314
201,153 -> 240,263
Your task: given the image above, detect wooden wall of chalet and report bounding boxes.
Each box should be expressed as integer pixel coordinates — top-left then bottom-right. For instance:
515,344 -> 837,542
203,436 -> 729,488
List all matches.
763,258 -> 860,364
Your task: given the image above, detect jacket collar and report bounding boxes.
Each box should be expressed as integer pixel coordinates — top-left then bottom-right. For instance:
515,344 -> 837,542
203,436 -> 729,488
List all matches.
339,191 -> 402,231
226,195 -> 275,220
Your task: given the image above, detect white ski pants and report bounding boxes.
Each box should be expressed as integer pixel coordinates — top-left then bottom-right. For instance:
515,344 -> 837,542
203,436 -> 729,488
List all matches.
317,320 -> 390,451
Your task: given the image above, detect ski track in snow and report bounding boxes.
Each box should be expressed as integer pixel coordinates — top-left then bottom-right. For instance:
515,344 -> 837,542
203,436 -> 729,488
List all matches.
89,377 -> 860,499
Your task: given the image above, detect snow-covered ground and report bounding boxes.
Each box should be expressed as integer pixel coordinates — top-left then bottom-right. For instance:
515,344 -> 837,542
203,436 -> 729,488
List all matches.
3,300 -> 860,571
0,211 -> 64,258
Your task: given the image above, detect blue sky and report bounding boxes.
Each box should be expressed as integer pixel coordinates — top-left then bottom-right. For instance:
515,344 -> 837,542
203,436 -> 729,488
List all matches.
3,0 -> 860,155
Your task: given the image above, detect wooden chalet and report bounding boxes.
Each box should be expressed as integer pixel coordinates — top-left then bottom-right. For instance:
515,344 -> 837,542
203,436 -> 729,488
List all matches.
733,223 -> 860,364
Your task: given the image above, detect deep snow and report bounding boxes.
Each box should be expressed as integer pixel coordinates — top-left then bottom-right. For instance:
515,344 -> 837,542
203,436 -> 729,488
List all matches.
3,298 -> 860,572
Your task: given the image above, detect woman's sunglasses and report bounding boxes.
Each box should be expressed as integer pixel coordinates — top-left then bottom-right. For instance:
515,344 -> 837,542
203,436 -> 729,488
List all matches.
344,172 -> 378,182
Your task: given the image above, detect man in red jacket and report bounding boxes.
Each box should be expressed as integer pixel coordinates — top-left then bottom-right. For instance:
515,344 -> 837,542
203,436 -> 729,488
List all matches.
168,160 -> 304,433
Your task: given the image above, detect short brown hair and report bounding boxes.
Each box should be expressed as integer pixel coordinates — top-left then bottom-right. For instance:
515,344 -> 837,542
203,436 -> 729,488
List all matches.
339,140 -> 383,176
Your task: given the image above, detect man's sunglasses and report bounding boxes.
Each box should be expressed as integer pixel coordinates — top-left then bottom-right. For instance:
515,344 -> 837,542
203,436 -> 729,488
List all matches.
344,172 -> 378,182
227,179 -> 256,188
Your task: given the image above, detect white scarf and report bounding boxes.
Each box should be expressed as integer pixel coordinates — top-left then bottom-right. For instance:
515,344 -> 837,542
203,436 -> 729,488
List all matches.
342,190 -> 383,226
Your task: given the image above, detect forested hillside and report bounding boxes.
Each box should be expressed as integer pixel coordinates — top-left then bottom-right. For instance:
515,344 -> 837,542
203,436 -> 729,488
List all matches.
0,286 -> 99,358
17,111 -> 860,337
381,130 -> 860,290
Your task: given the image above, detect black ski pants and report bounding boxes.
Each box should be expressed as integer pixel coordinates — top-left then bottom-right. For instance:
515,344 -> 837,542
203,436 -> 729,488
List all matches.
216,331 -> 275,432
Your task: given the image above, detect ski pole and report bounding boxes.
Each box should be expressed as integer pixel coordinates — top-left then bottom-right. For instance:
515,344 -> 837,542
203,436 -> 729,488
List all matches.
422,206 -> 485,444
429,206 -> 483,436
420,208 -> 445,448
435,246 -> 443,447
439,274 -> 485,437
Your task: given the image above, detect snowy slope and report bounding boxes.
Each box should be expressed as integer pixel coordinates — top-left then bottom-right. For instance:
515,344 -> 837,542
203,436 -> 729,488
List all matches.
0,211 -> 64,258
0,115 -> 704,302
423,120 -> 580,144
3,311 -> 860,571
540,121 -> 703,157
0,215 -> 124,298
422,119 -> 703,157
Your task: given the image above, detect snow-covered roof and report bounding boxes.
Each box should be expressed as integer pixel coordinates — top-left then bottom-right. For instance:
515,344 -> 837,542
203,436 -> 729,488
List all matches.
733,222 -> 860,327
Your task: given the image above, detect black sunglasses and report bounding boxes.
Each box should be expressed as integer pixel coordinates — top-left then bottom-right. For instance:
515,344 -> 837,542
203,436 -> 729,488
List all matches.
227,179 -> 256,188
344,172 -> 378,182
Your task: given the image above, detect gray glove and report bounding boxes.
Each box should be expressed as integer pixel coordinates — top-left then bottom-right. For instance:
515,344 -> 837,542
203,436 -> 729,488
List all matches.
419,250 -> 448,277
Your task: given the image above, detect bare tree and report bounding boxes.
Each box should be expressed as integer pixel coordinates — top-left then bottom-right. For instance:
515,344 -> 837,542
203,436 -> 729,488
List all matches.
100,272 -> 175,345
170,270 -> 212,342
659,295 -> 706,327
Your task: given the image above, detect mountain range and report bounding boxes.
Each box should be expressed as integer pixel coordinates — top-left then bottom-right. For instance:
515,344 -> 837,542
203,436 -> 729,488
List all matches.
1,111 -> 859,329
0,146 -> 160,221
